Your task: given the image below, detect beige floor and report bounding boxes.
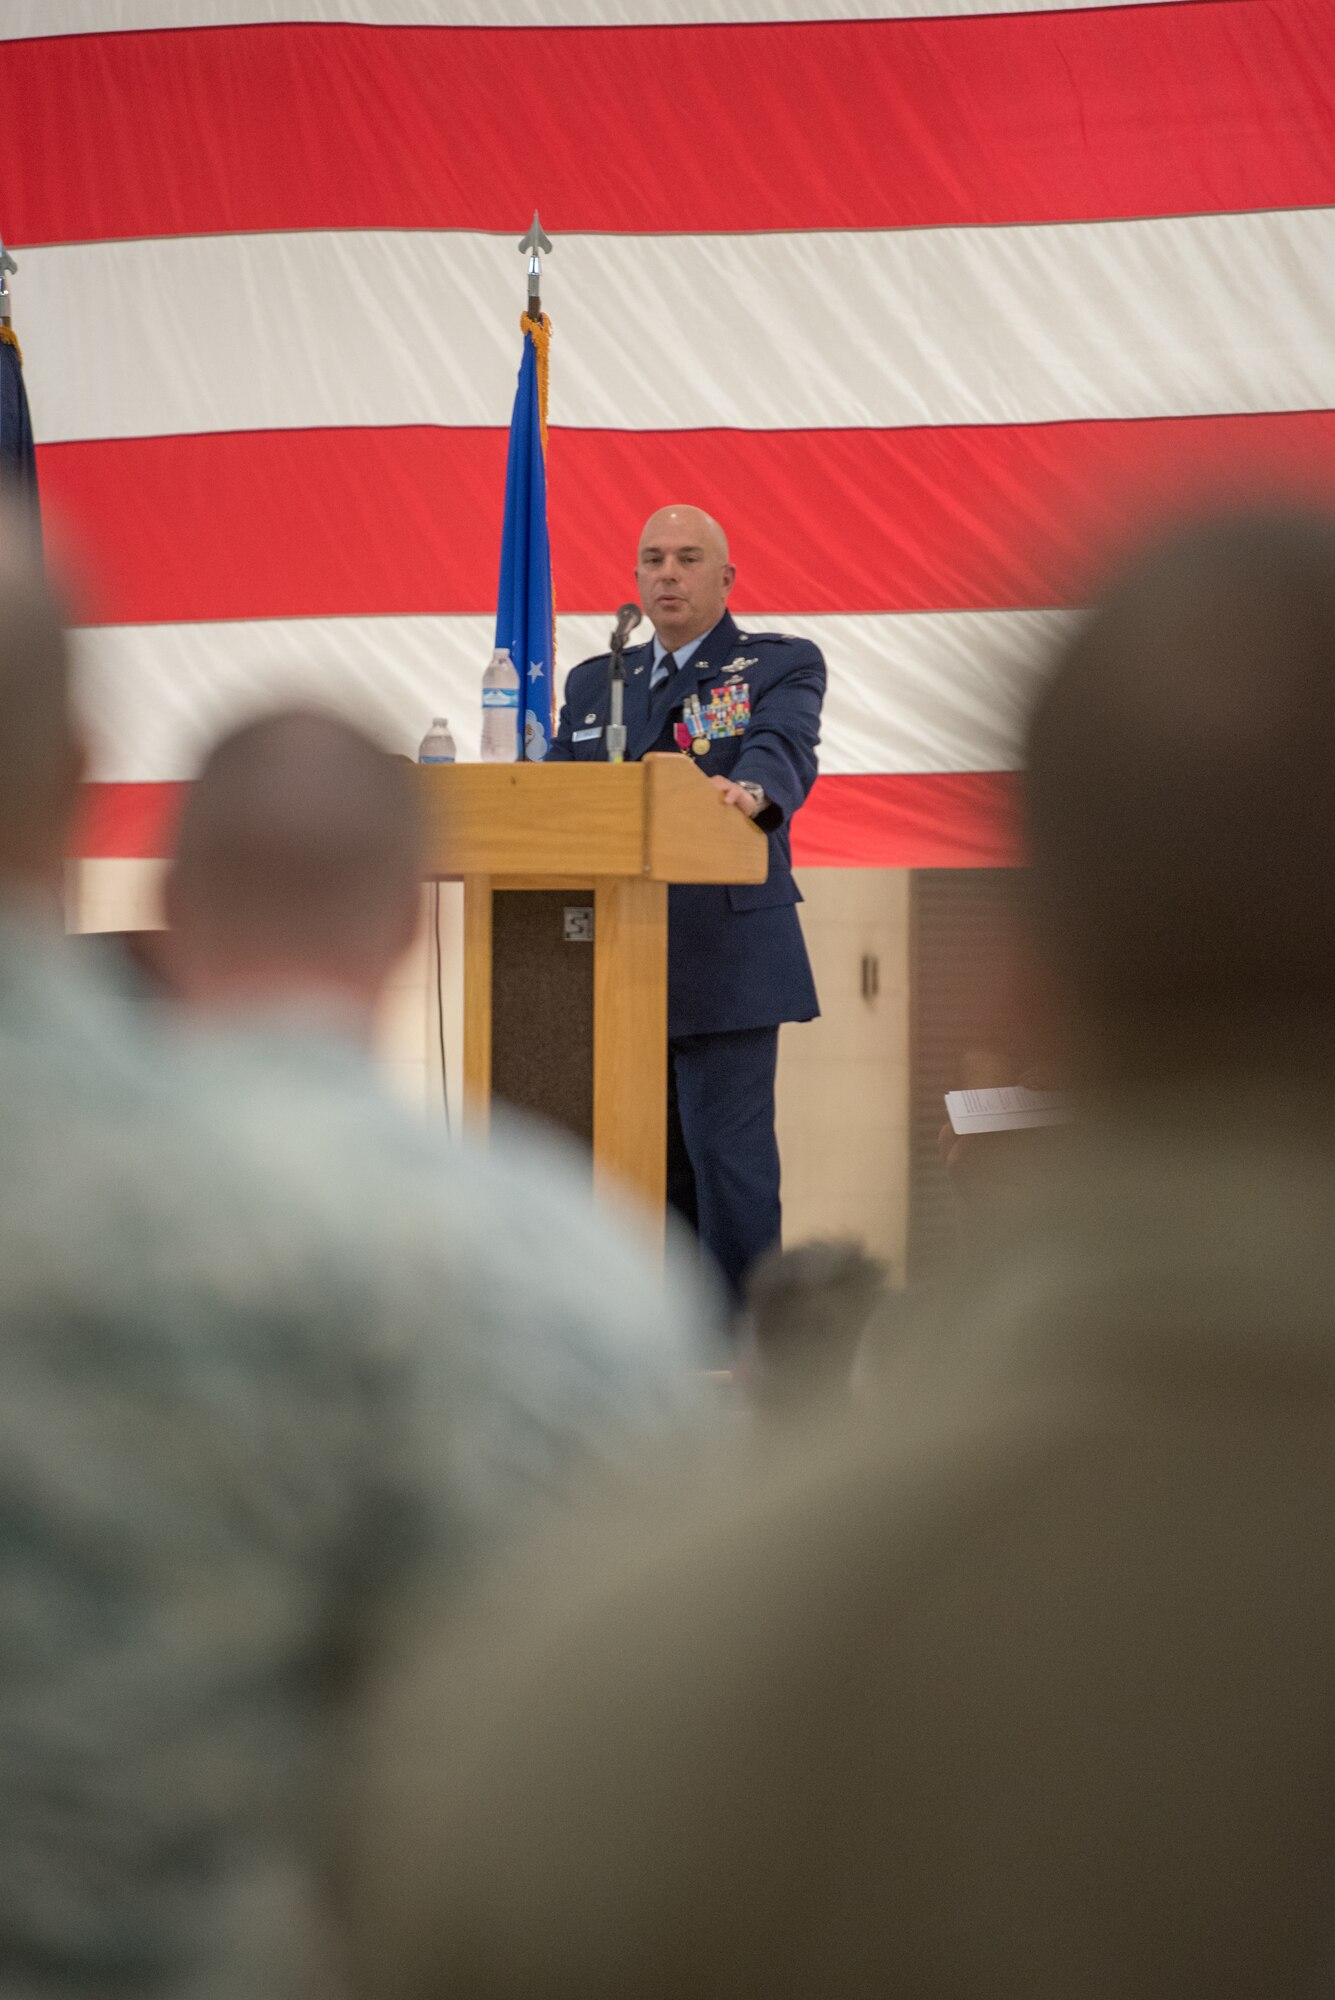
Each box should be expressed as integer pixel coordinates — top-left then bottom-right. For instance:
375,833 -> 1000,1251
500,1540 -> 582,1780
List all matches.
67,860 -> 910,1276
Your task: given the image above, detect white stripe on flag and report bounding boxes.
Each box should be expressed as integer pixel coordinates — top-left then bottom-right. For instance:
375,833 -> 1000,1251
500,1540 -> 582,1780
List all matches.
25,210 -> 1335,445
72,607 -> 1073,783
0,0 -> 1193,39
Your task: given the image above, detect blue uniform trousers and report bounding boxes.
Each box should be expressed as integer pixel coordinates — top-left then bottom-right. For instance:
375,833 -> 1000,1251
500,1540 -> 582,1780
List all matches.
666,1025 -> 781,1301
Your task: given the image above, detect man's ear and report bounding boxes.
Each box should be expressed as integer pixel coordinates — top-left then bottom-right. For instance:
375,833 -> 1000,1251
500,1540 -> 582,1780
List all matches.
722,563 -> 737,596
161,863 -> 184,937
154,866 -> 198,1001
52,727 -> 88,827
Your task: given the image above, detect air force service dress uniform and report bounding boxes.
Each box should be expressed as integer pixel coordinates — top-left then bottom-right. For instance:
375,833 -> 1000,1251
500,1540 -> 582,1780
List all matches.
547,609 -> 824,1294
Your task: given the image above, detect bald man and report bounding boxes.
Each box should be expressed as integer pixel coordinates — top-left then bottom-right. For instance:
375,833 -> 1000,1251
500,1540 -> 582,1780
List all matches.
164,709 -> 421,1035
162,710 -> 714,1502
548,507 -> 825,1298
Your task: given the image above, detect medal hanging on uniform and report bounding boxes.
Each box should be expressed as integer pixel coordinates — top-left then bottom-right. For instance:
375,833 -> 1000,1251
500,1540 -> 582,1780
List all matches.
675,692 -> 711,758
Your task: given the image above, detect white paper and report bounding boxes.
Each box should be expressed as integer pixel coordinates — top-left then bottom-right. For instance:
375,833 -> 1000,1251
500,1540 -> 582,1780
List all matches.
944,1086 -> 1072,1135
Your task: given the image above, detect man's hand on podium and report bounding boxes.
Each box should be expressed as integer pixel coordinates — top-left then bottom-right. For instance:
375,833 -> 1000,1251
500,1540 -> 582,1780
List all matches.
708,774 -> 763,819
643,753 -> 763,819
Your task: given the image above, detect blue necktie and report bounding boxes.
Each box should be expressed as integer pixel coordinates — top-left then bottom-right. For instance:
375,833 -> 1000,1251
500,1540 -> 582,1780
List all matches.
646,651 -> 680,741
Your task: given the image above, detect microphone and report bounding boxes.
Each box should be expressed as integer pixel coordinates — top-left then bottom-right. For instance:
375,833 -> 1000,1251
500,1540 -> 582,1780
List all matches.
606,603 -> 642,765
610,601 -> 643,652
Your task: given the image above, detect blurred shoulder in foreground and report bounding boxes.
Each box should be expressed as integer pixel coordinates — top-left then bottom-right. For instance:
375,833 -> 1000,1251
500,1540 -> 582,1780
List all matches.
0,522 -> 714,2000
342,509 -> 1335,2000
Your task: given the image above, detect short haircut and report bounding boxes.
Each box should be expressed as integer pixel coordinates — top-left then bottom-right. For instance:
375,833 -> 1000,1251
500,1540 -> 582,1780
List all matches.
1024,508 -> 1335,1030
171,708 -> 421,972
745,1239 -> 885,1387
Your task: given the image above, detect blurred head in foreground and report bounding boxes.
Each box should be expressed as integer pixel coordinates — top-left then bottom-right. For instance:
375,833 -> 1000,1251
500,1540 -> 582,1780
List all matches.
0,499 -> 80,901
1023,507 -> 1335,1088
165,709 -> 421,1038
342,509 -> 1335,2000
741,1239 -> 886,1416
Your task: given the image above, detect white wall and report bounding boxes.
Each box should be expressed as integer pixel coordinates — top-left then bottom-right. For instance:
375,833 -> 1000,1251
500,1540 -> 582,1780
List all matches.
372,883 -> 465,1123
778,869 -> 911,1281
67,856 -> 168,934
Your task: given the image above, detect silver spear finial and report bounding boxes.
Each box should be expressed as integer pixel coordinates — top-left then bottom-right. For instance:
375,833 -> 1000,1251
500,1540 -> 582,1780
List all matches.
517,209 -> 553,317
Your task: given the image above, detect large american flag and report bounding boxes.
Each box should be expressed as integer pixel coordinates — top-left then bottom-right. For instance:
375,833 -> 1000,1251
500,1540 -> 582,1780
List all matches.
4,0 -> 1333,866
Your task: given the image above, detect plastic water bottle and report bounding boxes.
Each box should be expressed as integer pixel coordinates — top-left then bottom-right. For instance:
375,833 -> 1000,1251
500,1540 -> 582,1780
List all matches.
417,717 -> 456,764
480,647 -> 521,762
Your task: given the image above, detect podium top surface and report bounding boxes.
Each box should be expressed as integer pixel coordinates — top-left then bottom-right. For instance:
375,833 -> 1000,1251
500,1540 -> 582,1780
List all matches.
416,755 -> 768,884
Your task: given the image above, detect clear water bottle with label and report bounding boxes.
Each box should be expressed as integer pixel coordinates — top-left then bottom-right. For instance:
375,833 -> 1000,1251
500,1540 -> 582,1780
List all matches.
417,717 -> 456,764
480,647 -> 521,762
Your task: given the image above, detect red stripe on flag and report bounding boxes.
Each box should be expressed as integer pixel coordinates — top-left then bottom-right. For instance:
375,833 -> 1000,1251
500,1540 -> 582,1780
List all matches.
72,782 -> 188,862
71,773 -> 1020,869
793,773 -> 1021,869
7,6 -> 1334,245
43,411 -> 1335,627
45,429 -> 508,626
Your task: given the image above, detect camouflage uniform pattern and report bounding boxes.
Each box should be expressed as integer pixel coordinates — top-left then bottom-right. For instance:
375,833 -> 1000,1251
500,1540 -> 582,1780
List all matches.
0,915 -> 711,1997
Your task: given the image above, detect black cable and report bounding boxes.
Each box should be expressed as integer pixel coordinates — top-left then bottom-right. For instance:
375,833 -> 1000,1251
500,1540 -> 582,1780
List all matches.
432,879 -> 450,1135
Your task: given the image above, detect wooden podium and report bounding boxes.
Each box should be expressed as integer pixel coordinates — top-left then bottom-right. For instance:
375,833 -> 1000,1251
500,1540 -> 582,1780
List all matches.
416,757 -> 766,1217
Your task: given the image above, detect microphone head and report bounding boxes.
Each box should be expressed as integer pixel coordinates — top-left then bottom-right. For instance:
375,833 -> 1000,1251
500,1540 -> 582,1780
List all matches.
610,601 -> 643,649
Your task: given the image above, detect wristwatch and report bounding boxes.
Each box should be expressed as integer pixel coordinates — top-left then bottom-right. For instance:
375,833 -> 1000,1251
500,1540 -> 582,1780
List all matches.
736,780 -> 767,810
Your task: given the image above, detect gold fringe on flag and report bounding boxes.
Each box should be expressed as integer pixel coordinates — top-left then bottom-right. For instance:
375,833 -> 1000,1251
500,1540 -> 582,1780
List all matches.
0,325 -> 23,366
520,310 -> 551,456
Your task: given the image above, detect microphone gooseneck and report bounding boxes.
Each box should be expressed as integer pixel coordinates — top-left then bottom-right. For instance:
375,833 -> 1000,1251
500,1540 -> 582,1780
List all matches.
605,603 -> 641,764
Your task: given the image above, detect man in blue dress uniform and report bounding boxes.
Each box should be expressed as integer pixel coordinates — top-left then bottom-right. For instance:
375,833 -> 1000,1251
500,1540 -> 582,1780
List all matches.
547,505 -> 825,1298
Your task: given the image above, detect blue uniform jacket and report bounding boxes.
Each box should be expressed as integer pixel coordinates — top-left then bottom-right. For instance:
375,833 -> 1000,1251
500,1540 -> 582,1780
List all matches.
547,610 -> 823,1039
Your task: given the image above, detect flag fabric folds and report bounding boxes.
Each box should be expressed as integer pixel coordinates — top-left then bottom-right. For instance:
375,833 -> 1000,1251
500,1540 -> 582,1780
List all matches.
494,312 -> 554,762
8,2 -> 1335,863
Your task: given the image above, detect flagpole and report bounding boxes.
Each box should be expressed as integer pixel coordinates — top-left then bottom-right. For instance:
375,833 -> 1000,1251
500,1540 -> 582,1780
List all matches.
518,208 -> 552,322
518,210 -> 553,455
501,213 -> 555,759
519,212 -> 555,753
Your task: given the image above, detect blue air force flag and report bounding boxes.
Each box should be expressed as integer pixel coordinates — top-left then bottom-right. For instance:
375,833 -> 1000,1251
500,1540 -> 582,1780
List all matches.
495,313 -> 554,761
0,325 -> 39,520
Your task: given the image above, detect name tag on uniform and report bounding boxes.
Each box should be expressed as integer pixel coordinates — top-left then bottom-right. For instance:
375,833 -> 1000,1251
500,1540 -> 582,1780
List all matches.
572,726 -> 603,743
